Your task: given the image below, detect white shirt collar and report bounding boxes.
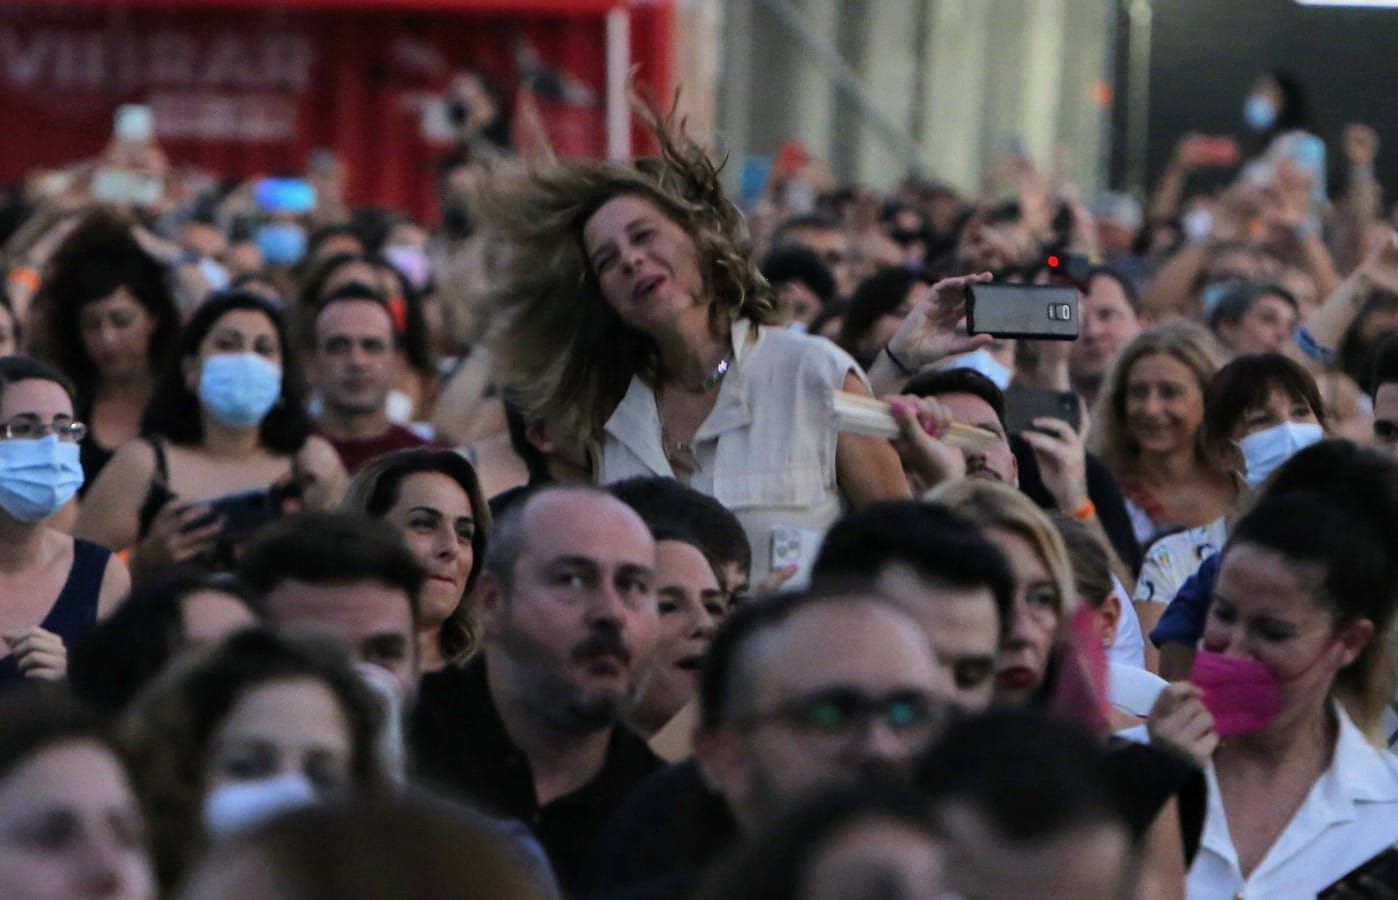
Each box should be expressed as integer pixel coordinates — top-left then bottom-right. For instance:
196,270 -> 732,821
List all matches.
1201,703 -> 1398,881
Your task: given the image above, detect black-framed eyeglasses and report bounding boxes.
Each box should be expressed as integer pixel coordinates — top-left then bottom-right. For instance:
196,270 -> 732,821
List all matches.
737,687 -> 946,740
0,417 -> 87,443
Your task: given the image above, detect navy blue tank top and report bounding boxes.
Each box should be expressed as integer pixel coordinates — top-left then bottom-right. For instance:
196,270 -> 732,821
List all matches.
0,539 -> 110,688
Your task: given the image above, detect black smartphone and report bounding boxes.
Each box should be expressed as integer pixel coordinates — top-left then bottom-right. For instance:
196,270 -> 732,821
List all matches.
966,283 -> 1079,340
180,479 -> 303,541
1004,388 -> 1081,435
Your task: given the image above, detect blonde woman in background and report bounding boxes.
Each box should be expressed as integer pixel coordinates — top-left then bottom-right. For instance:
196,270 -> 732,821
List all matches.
1090,321 -> 1233,551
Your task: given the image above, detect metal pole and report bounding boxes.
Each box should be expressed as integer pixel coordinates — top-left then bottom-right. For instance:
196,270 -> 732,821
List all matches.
1124,0 -> 1153,195
606,7 -> 631,161
755,0 -> 928,177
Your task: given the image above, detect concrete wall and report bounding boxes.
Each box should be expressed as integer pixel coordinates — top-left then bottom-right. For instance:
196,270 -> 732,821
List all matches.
715,0 -> 1115,194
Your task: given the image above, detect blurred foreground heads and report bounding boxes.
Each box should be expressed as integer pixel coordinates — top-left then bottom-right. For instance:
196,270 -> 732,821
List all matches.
177,797 -> 550,900
0,693 -> 155,900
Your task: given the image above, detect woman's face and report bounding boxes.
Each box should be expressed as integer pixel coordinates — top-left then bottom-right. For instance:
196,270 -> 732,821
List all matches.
205,678 -> 353,799
1204,543 -> 1370,729
634,539 -> 726,729
79,287 -> 156,382
0,740 -> 155,900
1124,351 -> 1206,459
802,818 -> 946,900
985,526 -> 1060,704
186,309 -> 282,391
582,195 -> 707,336
1224,294 -> 1297,356
384,471 -> 476,630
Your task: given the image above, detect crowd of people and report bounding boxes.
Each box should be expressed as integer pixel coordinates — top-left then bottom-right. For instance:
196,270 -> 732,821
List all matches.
0,67 -> 1397,899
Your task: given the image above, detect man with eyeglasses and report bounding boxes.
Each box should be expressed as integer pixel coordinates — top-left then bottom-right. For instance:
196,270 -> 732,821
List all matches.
582,584 -> 946,899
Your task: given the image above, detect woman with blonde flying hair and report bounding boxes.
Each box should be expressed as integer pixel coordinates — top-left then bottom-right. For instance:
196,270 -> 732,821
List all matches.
476,112 -> 908,580
1090,320 -> 1232,552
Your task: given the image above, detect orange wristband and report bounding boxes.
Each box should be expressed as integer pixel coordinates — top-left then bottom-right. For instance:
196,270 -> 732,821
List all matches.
1071,499 -> 1096,522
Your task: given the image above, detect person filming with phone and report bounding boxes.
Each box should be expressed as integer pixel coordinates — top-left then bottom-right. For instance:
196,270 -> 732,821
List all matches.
76,291 -> 346,574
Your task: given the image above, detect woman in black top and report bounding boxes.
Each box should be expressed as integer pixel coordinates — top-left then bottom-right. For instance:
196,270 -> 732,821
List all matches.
0,356 -> 128,688
31,211 -> 180,491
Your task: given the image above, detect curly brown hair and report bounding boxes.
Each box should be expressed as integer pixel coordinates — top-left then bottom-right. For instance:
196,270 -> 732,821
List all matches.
477,107 -> 777,441
120,628 -> 388,892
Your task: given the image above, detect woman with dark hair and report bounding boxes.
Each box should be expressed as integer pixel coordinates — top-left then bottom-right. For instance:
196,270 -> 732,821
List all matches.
0,356 -> 129,689
835,267 -> 926,369
480,110 -> 907,581
0,692 -> 157,900
31,211 -> 181,489
121,627 -> 389,891
342,448 -> 490,671
74,291 -> 346,573
1149,450 -> 1398,896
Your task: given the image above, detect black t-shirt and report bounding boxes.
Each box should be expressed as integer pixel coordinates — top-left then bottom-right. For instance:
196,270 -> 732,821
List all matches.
409,660 -> 663,894
580,759 -> 737,900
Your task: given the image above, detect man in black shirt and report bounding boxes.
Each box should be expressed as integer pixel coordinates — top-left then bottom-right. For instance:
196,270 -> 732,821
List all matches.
409,485 -> 663,892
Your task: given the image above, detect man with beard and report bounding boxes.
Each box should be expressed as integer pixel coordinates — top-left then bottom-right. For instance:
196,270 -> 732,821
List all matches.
409,485 -> 662,892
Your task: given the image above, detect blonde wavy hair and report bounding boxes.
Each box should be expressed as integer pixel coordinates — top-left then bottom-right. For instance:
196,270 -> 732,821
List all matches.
928,479 -> 1077,624
475,108 -> 778,441
1089,319 -> 1228,478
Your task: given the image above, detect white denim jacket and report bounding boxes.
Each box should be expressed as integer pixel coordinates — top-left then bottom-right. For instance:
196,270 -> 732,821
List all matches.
597,320 -> 862,582
1187,704 -> 1398,899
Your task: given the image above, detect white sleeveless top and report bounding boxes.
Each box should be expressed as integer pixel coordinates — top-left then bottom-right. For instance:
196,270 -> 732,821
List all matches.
597,320 -> 863,583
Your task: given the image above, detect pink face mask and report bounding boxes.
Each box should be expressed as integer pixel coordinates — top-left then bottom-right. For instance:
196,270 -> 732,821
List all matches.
1188,651 -> 1284,737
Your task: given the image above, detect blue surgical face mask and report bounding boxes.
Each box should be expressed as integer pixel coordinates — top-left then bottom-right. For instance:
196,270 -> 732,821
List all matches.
199,353 -> 282,429
1238,420 -> 1323,487
0,434 -> 84,523
1244,94 -> 1277,133
256,222 -> 307,267
945,348 -> 1014,390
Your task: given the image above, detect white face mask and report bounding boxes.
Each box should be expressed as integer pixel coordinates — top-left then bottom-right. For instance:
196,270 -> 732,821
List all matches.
1238,420 -> 1323,487
202,772 -> 319,840
944,348 -> 1014,390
